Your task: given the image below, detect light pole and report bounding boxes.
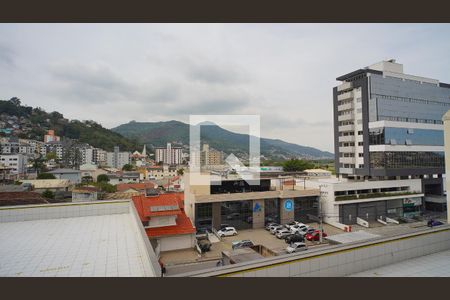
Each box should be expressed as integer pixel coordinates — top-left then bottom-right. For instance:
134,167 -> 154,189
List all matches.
318,184 -> 326,244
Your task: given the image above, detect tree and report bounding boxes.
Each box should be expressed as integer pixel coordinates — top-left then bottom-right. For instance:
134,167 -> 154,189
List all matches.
37,173 -> 56,179
82,176 -> 93,183
97,174 -> 109,183
31,155 -> 46,174
282,159 -> 315,172
46,152 -> 57,161
9,97 -> 21,106
122,164 -> 134,171
42,189 -> 55,199
177,168 -> 184,176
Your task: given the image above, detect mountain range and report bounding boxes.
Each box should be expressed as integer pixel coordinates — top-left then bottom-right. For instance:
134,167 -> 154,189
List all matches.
112,120 -> 333,160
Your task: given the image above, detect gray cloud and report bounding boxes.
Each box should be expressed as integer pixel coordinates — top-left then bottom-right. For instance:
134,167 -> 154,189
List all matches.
0,24 -> 449,152
0,43 -> 16,69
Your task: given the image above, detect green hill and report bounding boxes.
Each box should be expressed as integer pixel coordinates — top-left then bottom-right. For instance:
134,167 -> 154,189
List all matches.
112,120 -> 333,160
0,98 -> 139,152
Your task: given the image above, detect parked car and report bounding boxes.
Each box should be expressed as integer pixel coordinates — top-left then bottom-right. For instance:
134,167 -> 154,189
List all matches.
286,242 -> 308,254
198,239 -> 212,253
217,227 -> 238,237
290,223 -> 309,233
427,219 -> 444,227
270,225 -> 285,234
232,240 -> 254,250
305,230 -> 327,241
276,229 -> 293,239
220,224 -> 230,230
292,226 -> 315,236
285,233 -> 305,244
284,221 -> 300,229
265,222 -> 279,230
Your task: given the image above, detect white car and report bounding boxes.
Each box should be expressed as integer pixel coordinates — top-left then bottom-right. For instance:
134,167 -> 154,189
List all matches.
270,225 -> 285,234
217,227 -> 238,237
290,223 -> 309,234
286,242 -> 308,254
276,229 -> 292,239
284,221 -> 300,230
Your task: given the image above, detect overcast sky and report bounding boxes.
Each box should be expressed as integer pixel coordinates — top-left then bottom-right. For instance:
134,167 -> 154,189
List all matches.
1,24 -> 449,152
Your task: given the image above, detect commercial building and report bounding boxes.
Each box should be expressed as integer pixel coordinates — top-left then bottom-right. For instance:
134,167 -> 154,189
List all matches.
132,192 -> 196,252
0,154 -> 28,176
184,172 -> 320,231
155,143 -> 182,165
106,146 -> 131,169
107,172 -> 141,185
304,177 -> 424,225
0,200 -> 160,276
333,59 -> 450,195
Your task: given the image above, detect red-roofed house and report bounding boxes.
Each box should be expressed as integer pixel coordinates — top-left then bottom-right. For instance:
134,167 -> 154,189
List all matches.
116,182 -> 157,194
132,192 -> 196,252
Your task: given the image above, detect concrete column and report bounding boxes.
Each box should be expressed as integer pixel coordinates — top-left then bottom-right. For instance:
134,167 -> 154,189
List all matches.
252,199 -> 265,229
212,202 -> 222,230
443,110 -> 450,224
280,198 -> 295,225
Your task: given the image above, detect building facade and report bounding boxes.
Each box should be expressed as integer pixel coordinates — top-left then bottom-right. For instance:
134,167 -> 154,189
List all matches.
304,178 -> 424,225
154,143 -> 182,165
334,59 -> 450,195
0,154 -> 28,176
106,146 -> 131,169
184,173 -> 320,231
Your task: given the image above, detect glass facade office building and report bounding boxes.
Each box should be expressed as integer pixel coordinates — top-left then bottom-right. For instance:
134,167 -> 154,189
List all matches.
333,60 -> 450,187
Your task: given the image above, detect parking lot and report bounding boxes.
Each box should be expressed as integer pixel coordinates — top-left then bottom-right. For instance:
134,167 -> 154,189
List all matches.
160,222 -> 344,269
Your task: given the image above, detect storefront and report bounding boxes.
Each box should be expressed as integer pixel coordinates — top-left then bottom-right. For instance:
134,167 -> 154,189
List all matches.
402,197 -> 423,218
294,196 -> 319,223
264,198 -> 280,224
220,200 -> 253,230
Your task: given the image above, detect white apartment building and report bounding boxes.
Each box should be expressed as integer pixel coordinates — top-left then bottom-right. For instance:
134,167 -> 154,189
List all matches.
0,154 -> 28,176
154,143 -> 182,165
106,146 -> 131,169
303,177 -> 424,225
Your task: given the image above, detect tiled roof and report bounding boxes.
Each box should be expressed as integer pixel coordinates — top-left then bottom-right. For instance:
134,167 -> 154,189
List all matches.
145,213 -> 195,237
132,192 -> 194,237
0,192 -> 48,206
116,182 -> 156,192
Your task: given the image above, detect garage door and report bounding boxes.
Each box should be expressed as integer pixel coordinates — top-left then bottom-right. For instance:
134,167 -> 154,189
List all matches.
340,204 -> 357,225
357,204 -> 376,221
159,235 -> 194,252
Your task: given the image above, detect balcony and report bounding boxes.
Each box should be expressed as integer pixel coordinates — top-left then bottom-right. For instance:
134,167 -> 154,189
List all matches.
338,124 -> 354,132
335,191 -> 424,202
339,157 -> 355,164
339,146 -> 355,152
338,102 -> 354,111
339,135 -> 355,143
337,82 -> 353,92
338,113 -> 354,122
337,91 -> 353,101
